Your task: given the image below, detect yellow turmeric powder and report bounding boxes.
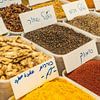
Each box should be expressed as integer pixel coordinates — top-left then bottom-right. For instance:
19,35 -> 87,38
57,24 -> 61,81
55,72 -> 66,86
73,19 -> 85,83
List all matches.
31,0 -> 65,19
10,78 -> 95,100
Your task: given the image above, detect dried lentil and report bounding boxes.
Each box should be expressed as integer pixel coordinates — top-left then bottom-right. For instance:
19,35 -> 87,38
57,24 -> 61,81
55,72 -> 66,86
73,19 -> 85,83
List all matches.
67,60 -> 100,96
68,14 -> 100,36
24,24 -> 91,55
0,4 -> 31,32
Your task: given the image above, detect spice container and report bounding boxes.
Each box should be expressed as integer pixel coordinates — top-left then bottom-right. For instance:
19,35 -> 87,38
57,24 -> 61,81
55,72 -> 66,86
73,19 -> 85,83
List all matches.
24,22 -> 98,75
62,56 -> 100,96
30,0 -> 67,20
0,36 -> 51,100
64,12 -> 100,42
8,77 -> 98,100
0,4 -> 31,35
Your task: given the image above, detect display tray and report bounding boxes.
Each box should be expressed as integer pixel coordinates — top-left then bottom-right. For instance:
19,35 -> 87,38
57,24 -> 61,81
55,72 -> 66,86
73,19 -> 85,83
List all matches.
62,55 -> 100,98
8,77 -> 99,100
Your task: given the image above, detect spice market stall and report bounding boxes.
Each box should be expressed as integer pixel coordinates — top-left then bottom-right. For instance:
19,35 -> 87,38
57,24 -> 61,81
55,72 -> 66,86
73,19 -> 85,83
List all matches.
0,0 -> 100,100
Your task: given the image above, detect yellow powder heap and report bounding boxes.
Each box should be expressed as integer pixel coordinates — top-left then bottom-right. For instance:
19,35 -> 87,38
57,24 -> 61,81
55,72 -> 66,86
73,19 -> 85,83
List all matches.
18,78 -> 94,100
31,0 -> 65,19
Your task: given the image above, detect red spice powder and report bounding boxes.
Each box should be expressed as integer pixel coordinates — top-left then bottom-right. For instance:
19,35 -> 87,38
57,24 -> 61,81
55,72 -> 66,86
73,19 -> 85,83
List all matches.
67,60 -> 100,96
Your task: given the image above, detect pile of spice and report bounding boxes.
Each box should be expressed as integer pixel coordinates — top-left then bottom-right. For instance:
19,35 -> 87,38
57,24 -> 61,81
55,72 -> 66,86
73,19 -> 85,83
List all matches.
68,14 -> 100,36
10,78 -> 95,100
31,0 -> 65,19
67,60 -> 100,96
0,36 -> 49,80
0,4 -> 31,32
24,24 -> 91,55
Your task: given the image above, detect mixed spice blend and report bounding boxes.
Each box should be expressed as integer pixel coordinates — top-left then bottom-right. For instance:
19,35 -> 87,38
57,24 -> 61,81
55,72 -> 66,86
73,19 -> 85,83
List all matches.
68,14 -> 100,36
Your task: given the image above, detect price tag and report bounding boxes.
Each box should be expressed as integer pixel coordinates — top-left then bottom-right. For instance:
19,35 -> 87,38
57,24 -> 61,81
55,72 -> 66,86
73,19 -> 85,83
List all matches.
29,0 -> 50,6
63,40 -> 98,73
19,5 -> 57,33
62,0 -> 90,20
93,0 -> 100,10
10,58 -> 59,99
0,17 -> 8,34
0,0 -> 21,8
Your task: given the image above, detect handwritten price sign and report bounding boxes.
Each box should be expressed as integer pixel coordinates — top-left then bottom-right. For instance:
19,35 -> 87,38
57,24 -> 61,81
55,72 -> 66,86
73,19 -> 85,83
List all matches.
29,0 -> 50,6
19,5 -> 57,33
62,0 -> 89,20
0,0 -> 21,8
10,58 -> 59,99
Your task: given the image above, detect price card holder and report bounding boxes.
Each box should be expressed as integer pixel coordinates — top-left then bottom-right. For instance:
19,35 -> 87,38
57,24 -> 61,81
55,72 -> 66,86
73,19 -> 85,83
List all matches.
10,58 -> 59,99
62,0 -> 90,20
19,5 -> 57,33
0,0 -> 21,8
63,40 -> 98,73
29,0 -> 50,6
0,17 -> 8,34
93,0 -> 100,11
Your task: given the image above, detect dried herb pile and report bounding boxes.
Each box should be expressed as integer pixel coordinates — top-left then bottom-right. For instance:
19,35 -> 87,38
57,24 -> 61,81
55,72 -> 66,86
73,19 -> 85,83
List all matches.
68,14 -> 100,36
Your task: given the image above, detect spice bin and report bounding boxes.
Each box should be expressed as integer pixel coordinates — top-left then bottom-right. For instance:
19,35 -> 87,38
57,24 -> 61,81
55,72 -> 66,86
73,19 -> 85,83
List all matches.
30,0 -> 68,21
63,12 -> 100,55
62,55 -> 100,97
23,22 -> 98,75
0,4 -> 31,35
8,77 -> 98,100
0,36 -> 55,100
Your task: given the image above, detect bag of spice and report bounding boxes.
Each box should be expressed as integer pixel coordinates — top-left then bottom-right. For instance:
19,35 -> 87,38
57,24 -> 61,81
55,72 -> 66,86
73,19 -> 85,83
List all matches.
0,4 -> 31,34
9,78 -> 95,100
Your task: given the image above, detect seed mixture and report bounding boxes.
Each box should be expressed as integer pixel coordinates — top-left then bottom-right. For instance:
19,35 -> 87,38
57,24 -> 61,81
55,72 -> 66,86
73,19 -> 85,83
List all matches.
67,60 -> 100,96
68,14 -> 100,36
32,0 -> 65,19
24,24 -> 91,55
0,4 -> 31,32
11,78 -> 95,100
0,36 -> 49,80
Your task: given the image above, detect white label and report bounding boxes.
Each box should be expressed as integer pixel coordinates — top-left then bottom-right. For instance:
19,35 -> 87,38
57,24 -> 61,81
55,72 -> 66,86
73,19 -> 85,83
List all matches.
93,0 -> 100,10
0,17 -> 8,34
10,58 -> 59,99
19,5 -> 57,33
63,40 -> 98,73
62,0 -> 90,20
29,0 -> 50,6
0,0 -> 21,8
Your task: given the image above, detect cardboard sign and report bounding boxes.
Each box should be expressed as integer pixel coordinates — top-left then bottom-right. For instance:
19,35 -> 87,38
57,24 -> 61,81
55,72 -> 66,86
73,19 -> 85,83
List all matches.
63,40 -> 98,73
0,17 -> 8,34
0,0 -> 21,8
19,5 -> 57,33
62,0 -> 90,20
10,58 -> 59,99
29,0 -> 50,6
93,0 -> 100,10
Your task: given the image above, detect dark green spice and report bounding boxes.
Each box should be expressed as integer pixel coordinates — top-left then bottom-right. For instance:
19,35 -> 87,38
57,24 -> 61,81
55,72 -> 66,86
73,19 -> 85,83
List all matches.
24,24 -> 91,55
